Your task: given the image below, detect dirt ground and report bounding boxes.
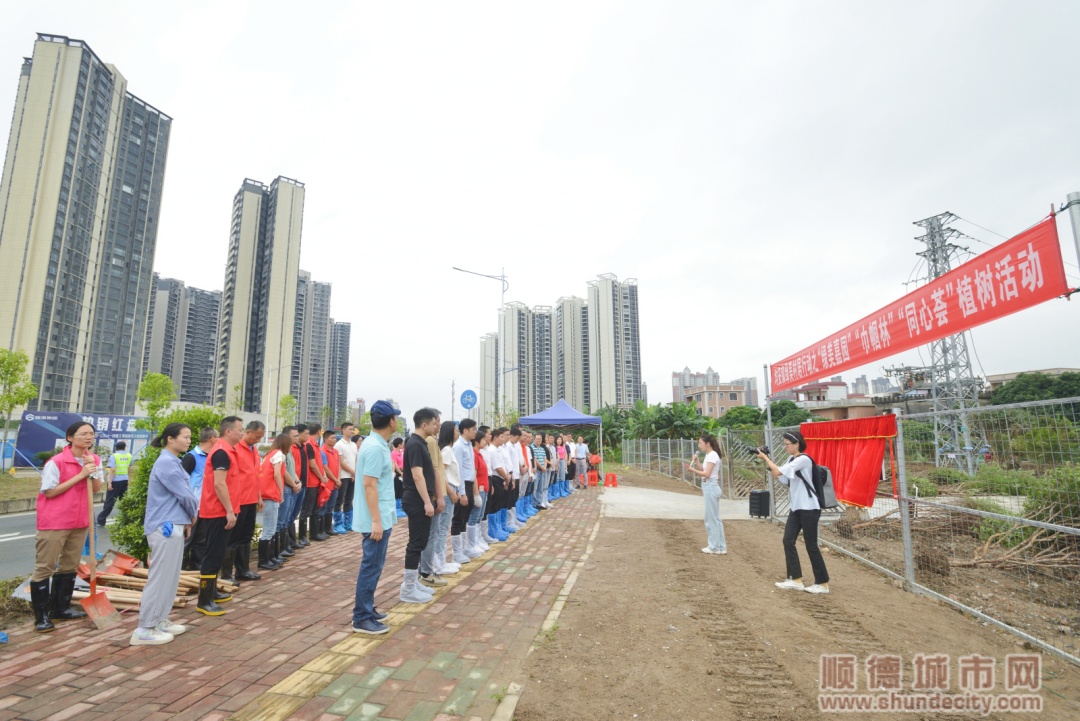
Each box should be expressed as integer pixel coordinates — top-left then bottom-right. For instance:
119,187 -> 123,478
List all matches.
516,469 -> 1080,721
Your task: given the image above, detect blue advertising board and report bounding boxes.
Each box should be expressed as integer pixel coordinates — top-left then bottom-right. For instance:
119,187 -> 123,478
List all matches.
15,411 -> 151,467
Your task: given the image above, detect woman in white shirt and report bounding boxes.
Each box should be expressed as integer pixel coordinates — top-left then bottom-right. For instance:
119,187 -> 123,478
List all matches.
685,433 -> 727,555
755,430 -> 829,594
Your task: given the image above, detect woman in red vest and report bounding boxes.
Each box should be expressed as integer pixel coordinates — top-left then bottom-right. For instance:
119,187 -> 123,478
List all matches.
30,421 -> 104,633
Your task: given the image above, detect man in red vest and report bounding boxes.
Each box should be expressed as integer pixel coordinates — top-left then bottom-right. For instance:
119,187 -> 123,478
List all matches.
196,416 -> 245,616
225,420 -> 266,584
320,430 -> 342,536
299,423 -> 329,542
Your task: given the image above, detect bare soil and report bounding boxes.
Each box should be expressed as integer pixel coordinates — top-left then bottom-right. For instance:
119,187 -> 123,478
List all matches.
516,469 -> 1080,721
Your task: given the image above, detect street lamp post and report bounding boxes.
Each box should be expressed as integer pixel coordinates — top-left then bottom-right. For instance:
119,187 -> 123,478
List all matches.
452,266 -> 508,417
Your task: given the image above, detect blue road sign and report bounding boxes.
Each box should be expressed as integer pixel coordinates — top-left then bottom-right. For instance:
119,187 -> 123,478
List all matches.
460,390 -> 478,410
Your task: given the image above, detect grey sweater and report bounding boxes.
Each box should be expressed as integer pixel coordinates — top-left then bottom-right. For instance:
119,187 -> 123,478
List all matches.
144,449 -> 200,536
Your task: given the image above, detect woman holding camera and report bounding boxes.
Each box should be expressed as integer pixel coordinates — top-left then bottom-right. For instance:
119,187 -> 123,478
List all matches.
755,430 -> 829,594
685,433 -> 727,555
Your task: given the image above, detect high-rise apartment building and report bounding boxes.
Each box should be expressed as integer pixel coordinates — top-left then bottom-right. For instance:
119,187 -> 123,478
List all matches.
871,377 -> 891,395
672,367 -> 720,405
729,376 -> 759,406
0,34 -> 171,413
554,296 -> 588,412
587,274 -> 642,410
142,272 -> 220,405
214,177 -> 304,414
478,273 -> 641,419
290,269 -> 332,423
478,332 -> 498,424
499,302 -> 532,415
328,321 -> 351,426
531,306 -> 553,413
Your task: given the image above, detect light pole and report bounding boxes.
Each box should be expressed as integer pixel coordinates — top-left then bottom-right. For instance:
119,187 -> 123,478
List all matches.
452,266 -> 509,415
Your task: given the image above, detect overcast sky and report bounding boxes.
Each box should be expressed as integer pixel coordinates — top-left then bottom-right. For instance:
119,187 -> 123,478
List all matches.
3,1 -> 1079,420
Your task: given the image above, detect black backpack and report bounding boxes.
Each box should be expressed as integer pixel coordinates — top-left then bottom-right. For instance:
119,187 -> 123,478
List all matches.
795,456 -> 838,509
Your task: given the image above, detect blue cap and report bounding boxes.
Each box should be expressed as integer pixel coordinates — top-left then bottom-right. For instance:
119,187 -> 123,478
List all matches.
370,400 -> 401,418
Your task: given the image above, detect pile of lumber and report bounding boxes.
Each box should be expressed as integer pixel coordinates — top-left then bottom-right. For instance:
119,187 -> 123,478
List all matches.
75,567 -> 239,611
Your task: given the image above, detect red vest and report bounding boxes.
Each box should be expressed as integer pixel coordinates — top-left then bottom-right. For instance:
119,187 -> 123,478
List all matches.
474,448 -> 488,492
324,445 -> 340,481
234,441 -> 260,506
199,440 -> 241,518
259,450 -> 285,503
37,447 -> 98,531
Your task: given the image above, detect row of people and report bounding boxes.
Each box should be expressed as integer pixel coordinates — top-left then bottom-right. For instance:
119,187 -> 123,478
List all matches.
350,403 -> 588,634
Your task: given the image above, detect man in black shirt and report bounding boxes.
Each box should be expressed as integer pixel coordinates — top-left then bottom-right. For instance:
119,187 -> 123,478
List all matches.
400,407 -> 441,604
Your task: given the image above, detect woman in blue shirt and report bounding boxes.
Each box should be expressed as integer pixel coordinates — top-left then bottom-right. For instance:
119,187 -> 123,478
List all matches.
130,423 -> 201,645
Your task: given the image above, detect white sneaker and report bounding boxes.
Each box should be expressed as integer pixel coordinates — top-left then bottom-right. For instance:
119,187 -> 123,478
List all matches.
156,619 -> 187,635
804,584 -> 830,594
775,579 -> 805,590
130,627 -> 174,646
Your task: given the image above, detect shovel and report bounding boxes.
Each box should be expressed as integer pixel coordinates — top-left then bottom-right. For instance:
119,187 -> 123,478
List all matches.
79,474 -> 122,629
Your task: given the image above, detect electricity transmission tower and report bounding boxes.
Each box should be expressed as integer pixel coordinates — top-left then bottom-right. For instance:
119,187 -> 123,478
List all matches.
884,212 -> 982,472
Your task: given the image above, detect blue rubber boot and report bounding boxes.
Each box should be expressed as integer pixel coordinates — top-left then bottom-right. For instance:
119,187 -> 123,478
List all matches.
565,480 -> 573,495
332,511 -> 345,534
396,499 -> 406,519
526,494 -> 538,516
343,509 -> 354,532
488,512 -> 505,541
503,509 -> 517,534
495,511 -> 510,540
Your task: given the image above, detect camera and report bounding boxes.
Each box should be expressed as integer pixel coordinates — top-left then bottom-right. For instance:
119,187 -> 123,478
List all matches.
752,445 -> 770,457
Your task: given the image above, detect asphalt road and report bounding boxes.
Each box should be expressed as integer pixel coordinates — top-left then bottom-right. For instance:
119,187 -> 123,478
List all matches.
0,502 -> 114,581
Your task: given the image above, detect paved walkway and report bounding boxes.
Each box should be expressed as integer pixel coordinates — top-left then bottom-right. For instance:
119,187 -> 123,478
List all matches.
0,488 -> 602,721
599,485 -> 754,520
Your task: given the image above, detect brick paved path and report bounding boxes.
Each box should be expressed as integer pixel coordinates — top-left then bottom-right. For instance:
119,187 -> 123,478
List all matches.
0,489 -> 601,721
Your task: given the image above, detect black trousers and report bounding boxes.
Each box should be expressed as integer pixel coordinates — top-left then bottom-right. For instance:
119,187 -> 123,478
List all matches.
452,482 -> 474,535
96,480 -> 128,525
336,478 -> 355,512
568,460 -> 577,483
198,516 -> 231,575
488,477 -> 503,514
402,497 -> 433,570
783,509 -> 829,585
228,503 -> 257,549
394,473 -> 404,500
299,485 -> 319,521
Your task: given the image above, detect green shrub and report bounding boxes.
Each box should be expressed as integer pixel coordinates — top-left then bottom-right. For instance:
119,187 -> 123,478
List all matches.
113,406 -> 224,561
970,462 -> 1042,496
965,497 -> 1030,547
1024,462 -> 1080,528
908,475 -> 939,497
925,467 -> 970,485
33,448 -> 60,464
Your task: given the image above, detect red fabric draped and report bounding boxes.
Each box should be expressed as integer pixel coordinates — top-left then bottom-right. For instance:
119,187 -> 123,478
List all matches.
799,415 -> 897,508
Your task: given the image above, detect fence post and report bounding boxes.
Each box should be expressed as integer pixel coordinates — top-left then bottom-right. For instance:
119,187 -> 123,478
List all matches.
893,407 -> 917,590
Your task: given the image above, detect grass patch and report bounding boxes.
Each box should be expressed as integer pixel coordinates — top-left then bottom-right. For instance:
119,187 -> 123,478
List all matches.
0,577 -> 32,630
0,475 -> 43,502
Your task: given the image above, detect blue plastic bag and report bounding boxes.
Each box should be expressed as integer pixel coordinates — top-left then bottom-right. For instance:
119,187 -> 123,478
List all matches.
162,521 -> 174,538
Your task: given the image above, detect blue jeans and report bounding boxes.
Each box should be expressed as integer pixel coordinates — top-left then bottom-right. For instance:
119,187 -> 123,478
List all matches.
557,460 -> 566,482
469,490 -> 487,525
260,500 -> 280,540
352,527 -> 392,625
703,480 -> 727,552
421,495 -> 452,574
278,484 -> 297,532
324,487 -> 340,520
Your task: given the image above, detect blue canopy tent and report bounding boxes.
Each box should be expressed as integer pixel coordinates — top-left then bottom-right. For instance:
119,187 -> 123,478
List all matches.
518,400 -> 603,476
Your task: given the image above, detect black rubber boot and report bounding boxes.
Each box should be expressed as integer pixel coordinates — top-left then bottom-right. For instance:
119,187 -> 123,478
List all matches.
297,518 -> 310,547
48,572 -> 87,621
311,515 -> 328,542
30,579 -> 54,633
285,524 -> 299,553
236,543 -> 262,580
272,532 -> 287,564
279,530 -> 295,558
196,575 -> 226,616
257,540 -> 277,570
219,547 -> 238,585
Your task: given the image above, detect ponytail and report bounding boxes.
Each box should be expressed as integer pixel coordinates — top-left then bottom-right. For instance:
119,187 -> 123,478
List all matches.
700,433 -> 723,459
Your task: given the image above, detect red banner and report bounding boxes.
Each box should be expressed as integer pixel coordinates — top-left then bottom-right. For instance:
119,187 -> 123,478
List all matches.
801,415 -> 896,508
771,216 -> 1069,393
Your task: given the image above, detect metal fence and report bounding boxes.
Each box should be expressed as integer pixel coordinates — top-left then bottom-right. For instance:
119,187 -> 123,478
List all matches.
622,397 -> 1080,666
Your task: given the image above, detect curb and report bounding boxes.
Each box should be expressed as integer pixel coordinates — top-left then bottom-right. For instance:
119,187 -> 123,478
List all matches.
0,492 -> 106,516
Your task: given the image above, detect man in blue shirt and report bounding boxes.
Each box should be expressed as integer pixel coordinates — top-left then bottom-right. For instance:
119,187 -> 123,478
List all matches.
350,400 -> 402,634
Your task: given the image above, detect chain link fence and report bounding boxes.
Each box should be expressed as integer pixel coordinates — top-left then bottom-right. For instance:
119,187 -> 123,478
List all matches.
621,397 -> 1080,666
